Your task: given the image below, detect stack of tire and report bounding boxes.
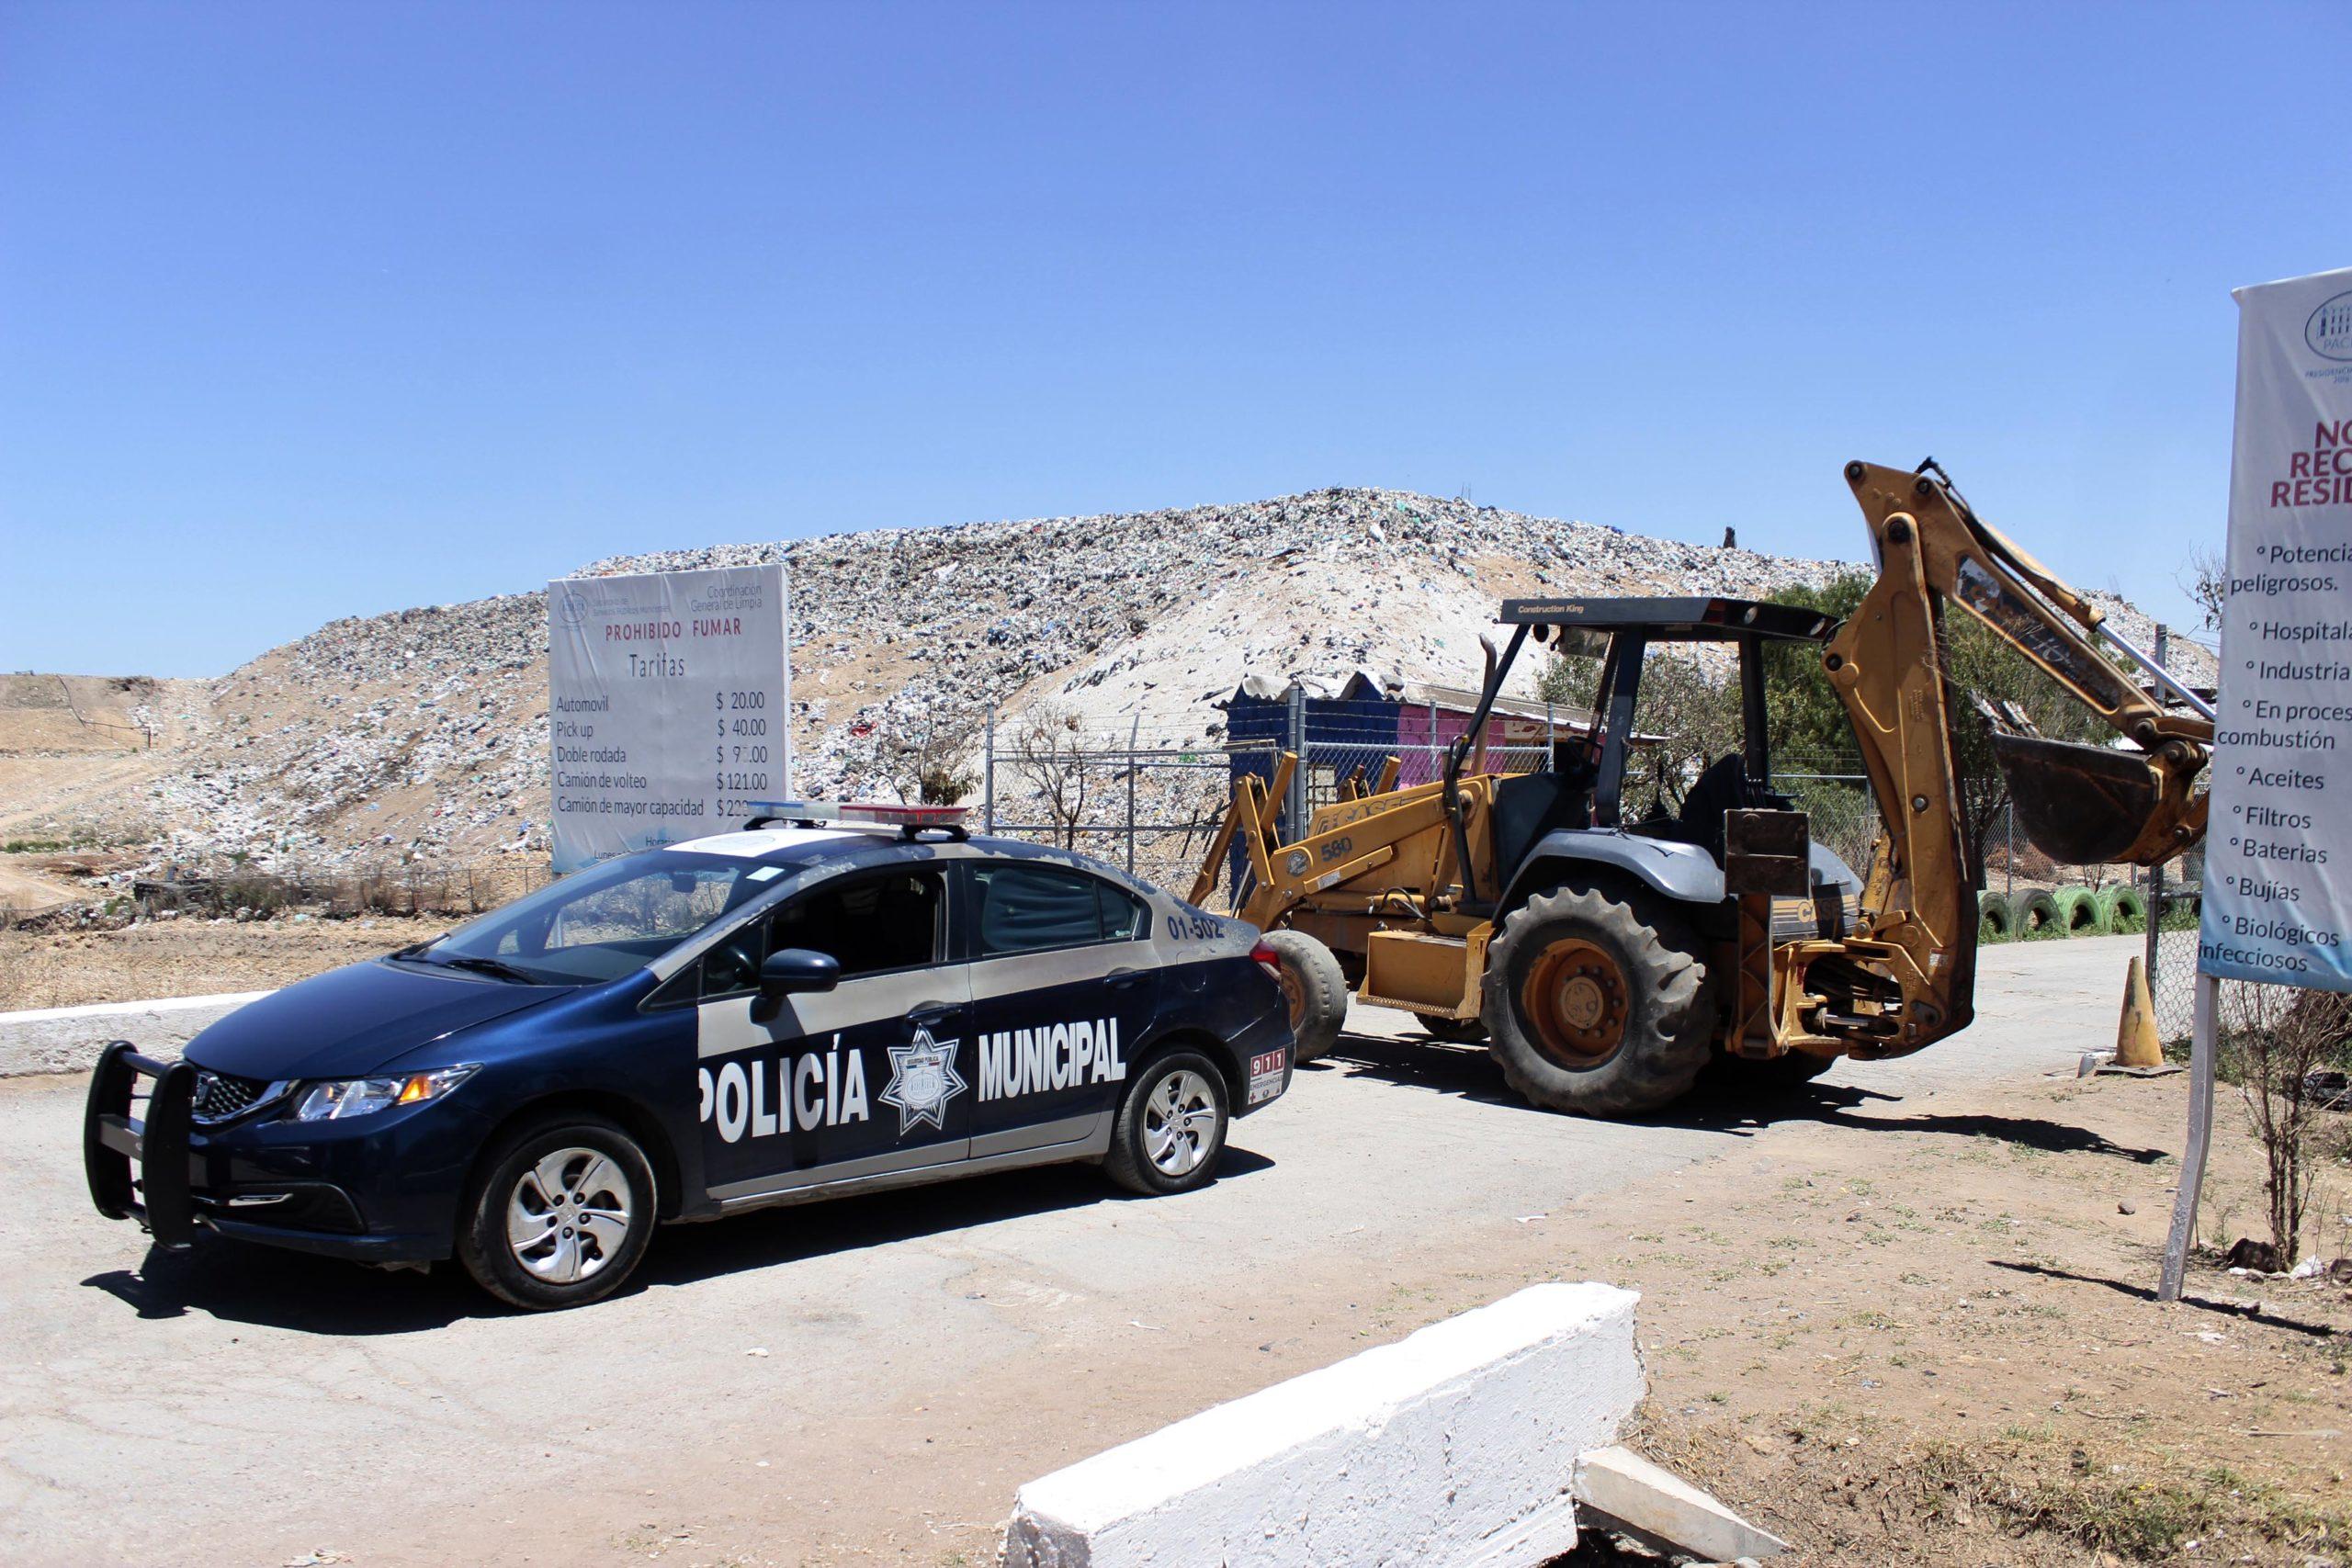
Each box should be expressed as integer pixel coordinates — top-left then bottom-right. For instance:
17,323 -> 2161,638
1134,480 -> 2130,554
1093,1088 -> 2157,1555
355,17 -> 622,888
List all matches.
1976,885 -> 2148,943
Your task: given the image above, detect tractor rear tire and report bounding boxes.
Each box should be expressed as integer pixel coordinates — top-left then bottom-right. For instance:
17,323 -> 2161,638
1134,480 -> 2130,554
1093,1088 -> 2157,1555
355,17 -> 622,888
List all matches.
1263,929 -> 1349,1064
1483,886 -> 1713,1118
1416,1013 -> 1489,1043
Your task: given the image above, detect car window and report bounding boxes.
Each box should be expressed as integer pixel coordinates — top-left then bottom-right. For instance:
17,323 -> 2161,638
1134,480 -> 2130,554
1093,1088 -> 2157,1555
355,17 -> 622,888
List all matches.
549,867 -> 738,951
424,852 -> 783,986
697,919 -> 769,998
1098,880 -> 1148,941
763,869 -> 945,981
973,863 -> 1134,957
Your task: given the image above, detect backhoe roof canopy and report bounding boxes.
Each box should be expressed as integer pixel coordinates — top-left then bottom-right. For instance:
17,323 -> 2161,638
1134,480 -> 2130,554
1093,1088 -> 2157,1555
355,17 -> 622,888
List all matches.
1498,594 -> 1836,644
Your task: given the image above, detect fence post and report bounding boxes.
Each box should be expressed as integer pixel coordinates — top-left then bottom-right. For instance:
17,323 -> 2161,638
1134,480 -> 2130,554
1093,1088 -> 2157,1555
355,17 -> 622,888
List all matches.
982,706 -> 997,832
1284,682 -> 1308,835
2004,806 -> 2014,907
1125,714 -> 1140,874
1544,699 -> 1555,773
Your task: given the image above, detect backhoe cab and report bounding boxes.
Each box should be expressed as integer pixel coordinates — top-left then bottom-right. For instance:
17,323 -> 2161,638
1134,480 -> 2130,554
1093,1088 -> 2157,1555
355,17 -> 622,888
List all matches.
1194,458 -> 2211,1118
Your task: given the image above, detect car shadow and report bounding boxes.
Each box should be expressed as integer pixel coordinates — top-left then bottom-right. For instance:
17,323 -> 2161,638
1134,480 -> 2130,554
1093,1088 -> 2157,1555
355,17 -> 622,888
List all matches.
639,1145 -> 1276,1294
77,1142 -> 1277,1336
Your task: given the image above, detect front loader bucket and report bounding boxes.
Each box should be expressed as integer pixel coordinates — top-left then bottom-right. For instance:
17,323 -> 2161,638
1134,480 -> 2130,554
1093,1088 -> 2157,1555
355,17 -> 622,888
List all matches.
1992,731 -> 2188,866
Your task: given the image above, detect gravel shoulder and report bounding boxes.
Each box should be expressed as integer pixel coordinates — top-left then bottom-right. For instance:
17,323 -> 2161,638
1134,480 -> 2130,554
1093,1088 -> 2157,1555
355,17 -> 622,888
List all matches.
0,917 -> 451,1013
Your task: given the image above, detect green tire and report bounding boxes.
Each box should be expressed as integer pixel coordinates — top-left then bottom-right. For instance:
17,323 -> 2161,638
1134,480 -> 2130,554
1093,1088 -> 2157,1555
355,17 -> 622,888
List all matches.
1977,892 -> 2017,943
2098,886 -> 2148,935
2052,886 -> 2113,937
2017,887 -> 2062,937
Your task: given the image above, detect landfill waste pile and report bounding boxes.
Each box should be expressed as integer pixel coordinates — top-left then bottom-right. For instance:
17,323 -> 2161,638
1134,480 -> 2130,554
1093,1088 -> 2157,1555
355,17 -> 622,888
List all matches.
4,486 -> 2209,886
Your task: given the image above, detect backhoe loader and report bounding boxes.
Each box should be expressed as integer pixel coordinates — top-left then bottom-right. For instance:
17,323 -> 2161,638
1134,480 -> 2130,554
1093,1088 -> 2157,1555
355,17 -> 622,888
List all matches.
1190,459 -> 2214,1116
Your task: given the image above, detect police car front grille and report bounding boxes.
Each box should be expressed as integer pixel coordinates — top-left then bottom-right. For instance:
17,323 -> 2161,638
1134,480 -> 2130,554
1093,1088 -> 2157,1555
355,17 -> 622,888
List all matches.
190,1069 -> 274,1124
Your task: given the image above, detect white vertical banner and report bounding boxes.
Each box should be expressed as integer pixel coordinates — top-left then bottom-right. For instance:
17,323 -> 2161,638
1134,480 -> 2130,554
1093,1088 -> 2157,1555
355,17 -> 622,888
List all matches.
547,564 -> 790,874
2198,266 -> 2352,991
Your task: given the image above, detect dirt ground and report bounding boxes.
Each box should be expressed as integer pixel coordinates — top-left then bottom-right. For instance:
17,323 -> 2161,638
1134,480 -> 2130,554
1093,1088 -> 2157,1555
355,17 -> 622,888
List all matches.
0,915 -> 450,1011
3,934 -> 2344,1565
501,1047 -> 2352,1567
1577,1071 -> 2351,1564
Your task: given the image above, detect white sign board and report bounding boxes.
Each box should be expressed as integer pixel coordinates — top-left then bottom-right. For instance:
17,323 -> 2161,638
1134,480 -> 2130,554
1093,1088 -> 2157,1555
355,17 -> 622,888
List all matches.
548,565 -> 789,874
2198,265 -> 2352,991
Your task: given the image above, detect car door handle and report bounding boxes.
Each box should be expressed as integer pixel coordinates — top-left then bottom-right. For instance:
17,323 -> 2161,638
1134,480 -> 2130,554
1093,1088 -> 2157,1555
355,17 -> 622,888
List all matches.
1106,973 -> 1145,991
908,1003 -> 960,1027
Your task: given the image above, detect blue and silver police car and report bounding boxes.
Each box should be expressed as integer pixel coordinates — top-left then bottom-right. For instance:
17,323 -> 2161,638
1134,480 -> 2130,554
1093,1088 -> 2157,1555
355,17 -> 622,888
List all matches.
84,804 -> 1295,1309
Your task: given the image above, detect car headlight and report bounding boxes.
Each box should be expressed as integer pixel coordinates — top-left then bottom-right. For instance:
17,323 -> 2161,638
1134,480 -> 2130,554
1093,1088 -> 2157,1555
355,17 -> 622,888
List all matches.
292,1065 -> 481,1122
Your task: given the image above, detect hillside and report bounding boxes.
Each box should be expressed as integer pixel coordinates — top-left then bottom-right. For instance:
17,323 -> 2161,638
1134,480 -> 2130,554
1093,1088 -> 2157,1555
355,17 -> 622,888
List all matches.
0,487 -> 2212,880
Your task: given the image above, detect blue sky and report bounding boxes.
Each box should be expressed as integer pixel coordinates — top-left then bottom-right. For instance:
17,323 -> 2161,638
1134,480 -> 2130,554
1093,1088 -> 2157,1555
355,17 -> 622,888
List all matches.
3,2 -> 2345,678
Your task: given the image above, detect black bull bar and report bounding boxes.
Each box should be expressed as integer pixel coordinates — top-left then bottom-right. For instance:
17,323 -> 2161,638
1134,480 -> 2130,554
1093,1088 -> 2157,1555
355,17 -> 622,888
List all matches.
84,1040 -> 199,1249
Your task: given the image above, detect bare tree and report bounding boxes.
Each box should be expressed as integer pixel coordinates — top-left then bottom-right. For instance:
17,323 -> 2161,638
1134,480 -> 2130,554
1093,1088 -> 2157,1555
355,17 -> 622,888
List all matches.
1009,701 -> 1091,850
2179,546 -> 2228,633
881,699 -> 978,806
2222,981 -> 2352,1269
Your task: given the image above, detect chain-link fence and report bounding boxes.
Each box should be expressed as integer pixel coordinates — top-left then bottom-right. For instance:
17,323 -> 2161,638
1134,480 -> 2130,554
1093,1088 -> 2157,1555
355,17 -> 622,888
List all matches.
978,709 -> 1269,896
976,705 -> 2186,995
2146,848 -> 2208,1043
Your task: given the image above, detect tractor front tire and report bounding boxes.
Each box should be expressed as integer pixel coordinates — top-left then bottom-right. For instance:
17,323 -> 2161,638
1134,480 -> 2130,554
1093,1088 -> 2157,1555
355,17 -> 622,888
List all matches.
1262,929 -> 1349,1064
1483,886 -> 1713,1118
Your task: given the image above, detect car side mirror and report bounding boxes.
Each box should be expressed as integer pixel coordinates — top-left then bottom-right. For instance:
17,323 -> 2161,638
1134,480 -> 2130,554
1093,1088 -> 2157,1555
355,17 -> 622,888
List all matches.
758,947 -> 840,997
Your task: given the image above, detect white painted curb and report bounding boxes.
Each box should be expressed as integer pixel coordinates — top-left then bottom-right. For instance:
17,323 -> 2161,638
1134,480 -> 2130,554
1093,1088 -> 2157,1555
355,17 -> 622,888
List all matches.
0,990 -> 274,1079
1003,1280 -> 1643,1568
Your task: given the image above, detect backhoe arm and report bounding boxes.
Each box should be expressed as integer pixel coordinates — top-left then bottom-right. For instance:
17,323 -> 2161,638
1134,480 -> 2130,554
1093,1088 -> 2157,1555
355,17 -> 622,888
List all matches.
1804,460 -> 2211,1058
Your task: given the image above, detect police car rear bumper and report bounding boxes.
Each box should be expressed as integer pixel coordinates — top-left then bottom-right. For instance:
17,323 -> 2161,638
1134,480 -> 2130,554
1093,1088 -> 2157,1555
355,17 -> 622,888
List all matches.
83,1042 -> 455,1265
1226,1003 -> 1295,1113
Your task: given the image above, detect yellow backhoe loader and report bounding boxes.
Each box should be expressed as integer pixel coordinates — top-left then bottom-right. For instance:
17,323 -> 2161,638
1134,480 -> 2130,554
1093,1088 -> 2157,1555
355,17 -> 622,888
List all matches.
1190,459 -> 2213,1116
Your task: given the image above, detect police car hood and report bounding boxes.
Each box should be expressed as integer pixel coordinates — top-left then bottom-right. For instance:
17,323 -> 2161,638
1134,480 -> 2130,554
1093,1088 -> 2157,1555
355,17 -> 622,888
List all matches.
183,958 -> 561,1081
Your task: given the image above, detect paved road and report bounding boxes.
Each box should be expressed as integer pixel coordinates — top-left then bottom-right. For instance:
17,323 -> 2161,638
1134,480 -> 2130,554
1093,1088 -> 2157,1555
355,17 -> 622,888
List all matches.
0,935 -> 2150,1566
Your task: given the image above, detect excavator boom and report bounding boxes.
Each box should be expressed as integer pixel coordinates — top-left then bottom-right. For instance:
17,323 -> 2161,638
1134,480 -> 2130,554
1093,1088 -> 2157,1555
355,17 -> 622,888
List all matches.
1818,460 -> 2211,1058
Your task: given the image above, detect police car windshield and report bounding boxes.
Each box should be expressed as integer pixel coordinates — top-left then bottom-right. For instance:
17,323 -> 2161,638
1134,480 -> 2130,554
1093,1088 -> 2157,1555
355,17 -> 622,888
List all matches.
409,850 -> 797,987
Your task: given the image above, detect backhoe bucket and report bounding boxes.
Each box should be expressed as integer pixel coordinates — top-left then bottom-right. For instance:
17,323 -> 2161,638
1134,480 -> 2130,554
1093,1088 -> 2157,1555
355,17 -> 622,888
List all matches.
1992,731 -> 2185,866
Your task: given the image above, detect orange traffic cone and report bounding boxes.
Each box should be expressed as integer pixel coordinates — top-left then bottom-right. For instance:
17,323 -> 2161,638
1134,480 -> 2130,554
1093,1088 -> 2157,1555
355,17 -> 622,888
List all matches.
2116,955 -> 2163,1068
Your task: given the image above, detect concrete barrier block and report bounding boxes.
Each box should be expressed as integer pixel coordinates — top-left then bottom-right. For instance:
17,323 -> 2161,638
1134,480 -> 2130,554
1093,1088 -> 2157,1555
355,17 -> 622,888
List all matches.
1573,1444 -> 1788,1561
1004,1280 -> 1642,1568
0,991 -> 272,1078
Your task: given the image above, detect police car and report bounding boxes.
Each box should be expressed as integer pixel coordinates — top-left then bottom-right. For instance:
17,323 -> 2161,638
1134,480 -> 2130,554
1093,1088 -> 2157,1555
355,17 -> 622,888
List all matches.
84,804 -> 1294,1310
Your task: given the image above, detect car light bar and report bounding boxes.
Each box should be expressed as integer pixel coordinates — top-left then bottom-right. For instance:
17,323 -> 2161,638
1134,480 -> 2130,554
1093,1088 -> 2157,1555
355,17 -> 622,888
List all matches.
742,800 -> 972,838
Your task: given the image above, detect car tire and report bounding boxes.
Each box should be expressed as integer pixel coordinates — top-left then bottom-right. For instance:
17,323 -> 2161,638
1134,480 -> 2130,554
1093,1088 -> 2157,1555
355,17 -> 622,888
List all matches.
1484,885 -> 1713,1118
458,1112 -> 657,1311
1102,1048 -> 1230,1197
1262,929 -> 1348,1064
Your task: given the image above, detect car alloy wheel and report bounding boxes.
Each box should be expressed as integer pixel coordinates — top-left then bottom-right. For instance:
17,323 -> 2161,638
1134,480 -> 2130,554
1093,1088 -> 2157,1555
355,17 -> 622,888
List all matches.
505,1146 -> 635,1286
1142,1068 -> 1219,1178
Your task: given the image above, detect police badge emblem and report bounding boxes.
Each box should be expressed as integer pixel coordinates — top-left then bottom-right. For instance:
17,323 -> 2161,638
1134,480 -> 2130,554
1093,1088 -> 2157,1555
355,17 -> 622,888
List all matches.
879,1023 -> 967,1136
